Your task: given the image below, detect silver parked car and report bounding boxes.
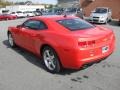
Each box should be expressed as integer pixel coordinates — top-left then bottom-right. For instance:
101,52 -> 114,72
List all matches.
89,7 -> 112,24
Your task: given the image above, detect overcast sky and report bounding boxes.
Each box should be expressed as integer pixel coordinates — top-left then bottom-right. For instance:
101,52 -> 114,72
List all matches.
8,0 -> 58,4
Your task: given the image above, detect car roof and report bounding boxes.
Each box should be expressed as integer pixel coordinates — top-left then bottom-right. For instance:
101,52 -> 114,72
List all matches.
30,15 -> 77,21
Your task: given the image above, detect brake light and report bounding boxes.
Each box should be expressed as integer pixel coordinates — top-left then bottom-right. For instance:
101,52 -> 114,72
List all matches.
78,40 -> 95,48
78,41 -> 87,48
88,41 -> 95,46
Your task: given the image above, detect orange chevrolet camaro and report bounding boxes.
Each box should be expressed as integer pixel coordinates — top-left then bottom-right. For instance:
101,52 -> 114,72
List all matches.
7,15 -> 115,73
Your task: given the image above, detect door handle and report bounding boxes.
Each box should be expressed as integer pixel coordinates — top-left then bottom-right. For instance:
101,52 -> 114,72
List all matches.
31,34 -> 37,37
31,34 -> 40,37
31,34 -> 42,39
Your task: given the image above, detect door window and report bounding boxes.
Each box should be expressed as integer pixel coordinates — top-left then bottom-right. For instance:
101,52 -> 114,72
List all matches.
23,20 -> 48,30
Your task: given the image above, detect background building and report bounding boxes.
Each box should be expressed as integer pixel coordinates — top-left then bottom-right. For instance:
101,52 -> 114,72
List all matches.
5,5 -> 45,12
80,0 -> 120,19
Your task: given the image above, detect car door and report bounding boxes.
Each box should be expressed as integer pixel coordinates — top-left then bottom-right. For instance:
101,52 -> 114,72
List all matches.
19,19 -> 48,53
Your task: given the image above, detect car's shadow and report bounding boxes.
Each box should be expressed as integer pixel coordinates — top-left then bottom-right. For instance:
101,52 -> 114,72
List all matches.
108,20 -> 120,26
94,20 -> 119,26
86,19 -> 120,26
3,40 -> 46,70
3,40 -> 99,75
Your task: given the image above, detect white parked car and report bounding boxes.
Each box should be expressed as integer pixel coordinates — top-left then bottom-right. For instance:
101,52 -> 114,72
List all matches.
10,12 -> 17,16
11,11 -> 27,18
89,7 -> 112,24
24,11 -> 35,17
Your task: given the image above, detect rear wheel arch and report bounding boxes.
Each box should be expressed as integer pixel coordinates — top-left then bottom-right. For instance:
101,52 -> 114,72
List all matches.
40,44 -> 63,68
40,44 -> 58,57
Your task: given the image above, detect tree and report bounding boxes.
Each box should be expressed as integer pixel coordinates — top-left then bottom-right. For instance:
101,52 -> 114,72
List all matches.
0,0 -> 13,7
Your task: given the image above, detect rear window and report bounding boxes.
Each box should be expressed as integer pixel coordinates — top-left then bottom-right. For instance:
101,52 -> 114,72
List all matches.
57,18 -> 94,31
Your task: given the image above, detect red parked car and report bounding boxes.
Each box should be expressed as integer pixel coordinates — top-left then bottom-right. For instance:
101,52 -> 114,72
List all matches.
0,14 -> 17,21
7,16 -> 115,73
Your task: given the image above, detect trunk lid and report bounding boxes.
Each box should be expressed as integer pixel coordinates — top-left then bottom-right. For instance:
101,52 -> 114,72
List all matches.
71,26 -> 112,39
70,26 -> 113,47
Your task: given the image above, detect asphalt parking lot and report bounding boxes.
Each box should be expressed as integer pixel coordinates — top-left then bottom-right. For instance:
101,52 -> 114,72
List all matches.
0,19 -> 120,90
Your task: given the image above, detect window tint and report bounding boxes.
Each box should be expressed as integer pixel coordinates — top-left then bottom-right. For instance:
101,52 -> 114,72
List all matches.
23,20 -> 48,30
57,18 -> 94,31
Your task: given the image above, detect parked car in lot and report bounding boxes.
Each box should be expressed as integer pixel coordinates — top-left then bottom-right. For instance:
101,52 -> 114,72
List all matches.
0,14 -> 17,21
63,8 -> 84,19
89,7 -> 112,24
24,11 -> 35,17
7,15 -> 115,73
33,11 -> 42,16
11,11 -> 27,18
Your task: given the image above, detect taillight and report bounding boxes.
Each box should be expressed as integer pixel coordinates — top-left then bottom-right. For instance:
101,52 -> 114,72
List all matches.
88,41 -> 95,46
78,40 -> 95,48
78,41 -> 87,48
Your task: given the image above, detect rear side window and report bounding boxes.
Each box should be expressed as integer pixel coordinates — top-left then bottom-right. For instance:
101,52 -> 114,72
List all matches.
57,18 -> 94,31
23,20 -> 48,30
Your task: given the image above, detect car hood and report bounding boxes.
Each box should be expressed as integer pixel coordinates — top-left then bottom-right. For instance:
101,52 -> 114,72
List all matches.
91,13 -> 107,17
71,26 -> 112,39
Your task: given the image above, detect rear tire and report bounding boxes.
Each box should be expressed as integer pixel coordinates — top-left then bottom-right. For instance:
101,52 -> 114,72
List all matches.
109,17 -> 112,22
42,46 -> 61,73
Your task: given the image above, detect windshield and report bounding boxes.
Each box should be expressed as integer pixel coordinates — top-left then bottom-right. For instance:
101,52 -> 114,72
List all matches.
57,18 -> 94,31
94,8 -> 107,13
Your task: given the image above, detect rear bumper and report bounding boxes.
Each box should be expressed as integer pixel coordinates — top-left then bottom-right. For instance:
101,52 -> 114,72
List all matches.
75,48 -> 114,69
61,37 -> 115,69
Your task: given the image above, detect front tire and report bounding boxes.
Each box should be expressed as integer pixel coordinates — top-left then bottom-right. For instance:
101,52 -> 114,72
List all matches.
8,33 -> 16,48
105,18 -> 108,24
42,46 -> 61,73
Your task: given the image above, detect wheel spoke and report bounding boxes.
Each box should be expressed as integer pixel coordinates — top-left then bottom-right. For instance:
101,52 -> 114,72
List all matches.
45,61 -> 52,70
46,50 -> 51,57
50,60 -> 56,69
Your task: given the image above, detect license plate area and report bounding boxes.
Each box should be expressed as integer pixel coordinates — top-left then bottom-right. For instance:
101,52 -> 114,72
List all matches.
102,46 -> 109,53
